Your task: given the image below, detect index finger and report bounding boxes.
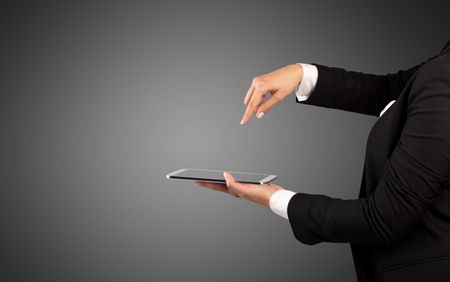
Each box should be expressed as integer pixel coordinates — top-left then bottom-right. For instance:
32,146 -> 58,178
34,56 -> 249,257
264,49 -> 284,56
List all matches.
240,88 -> 266,125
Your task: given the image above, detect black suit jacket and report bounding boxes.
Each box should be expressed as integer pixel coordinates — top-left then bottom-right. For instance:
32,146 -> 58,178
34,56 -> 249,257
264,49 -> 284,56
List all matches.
288,40 -> 450,282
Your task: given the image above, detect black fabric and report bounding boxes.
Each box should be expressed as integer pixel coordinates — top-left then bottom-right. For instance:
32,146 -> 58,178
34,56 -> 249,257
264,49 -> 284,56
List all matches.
297,61 -> 431,117
440,39 -> 450,53
288,40 -> 450,282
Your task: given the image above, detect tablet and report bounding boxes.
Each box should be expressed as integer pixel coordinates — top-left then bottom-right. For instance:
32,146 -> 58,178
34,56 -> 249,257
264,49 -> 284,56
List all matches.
166,168 -> 277,184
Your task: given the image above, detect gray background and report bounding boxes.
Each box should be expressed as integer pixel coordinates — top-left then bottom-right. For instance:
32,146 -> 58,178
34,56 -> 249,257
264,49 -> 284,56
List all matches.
1,1 -> 449,281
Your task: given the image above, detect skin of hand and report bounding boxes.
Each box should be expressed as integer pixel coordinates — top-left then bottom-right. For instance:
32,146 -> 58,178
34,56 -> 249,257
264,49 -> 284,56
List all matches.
241,63 -> 303,125
195,172 -> 283,208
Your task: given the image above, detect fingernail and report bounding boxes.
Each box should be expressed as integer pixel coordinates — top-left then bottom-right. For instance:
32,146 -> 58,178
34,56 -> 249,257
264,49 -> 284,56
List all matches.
257,112 -> 264,119
240,119 -> 244,125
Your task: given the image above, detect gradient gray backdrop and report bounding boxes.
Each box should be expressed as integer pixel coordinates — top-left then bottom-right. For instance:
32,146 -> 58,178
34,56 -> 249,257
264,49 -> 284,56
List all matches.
1,1 -> 449,281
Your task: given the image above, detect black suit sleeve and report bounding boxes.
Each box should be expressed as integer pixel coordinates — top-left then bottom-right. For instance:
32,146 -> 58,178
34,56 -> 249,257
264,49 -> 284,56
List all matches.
297,57 -> 437,116
288,58 -> 450,246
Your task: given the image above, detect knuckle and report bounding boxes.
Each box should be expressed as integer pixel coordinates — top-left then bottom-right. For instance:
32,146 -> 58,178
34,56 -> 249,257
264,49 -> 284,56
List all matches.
249,98 -> 258,108
251,96 -> 263,106
249,104 -> 259,112
252,77 -> 266,88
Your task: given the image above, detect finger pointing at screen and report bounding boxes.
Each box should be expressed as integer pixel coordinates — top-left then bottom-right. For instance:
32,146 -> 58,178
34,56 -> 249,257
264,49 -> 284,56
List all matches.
240,64 -> 303,125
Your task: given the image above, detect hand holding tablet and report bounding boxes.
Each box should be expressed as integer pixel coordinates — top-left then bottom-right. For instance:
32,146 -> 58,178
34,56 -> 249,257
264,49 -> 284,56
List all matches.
167,169 -> 282,208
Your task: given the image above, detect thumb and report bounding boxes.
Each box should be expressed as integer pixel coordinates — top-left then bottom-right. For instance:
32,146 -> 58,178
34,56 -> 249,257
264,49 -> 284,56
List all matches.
224,171 -> 247,190
223,171 -> 242,188
256,95 -> 282,119
223,171 -> 234,186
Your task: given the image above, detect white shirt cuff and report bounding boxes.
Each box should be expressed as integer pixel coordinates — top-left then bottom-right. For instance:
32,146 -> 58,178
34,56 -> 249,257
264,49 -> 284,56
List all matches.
295,63 -> 318,102
269,189 -> 297,220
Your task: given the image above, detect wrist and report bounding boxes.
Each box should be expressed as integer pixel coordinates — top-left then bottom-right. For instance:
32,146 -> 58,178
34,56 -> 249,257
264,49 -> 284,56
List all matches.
261,185 -> 283,208
291,63 -> 303,89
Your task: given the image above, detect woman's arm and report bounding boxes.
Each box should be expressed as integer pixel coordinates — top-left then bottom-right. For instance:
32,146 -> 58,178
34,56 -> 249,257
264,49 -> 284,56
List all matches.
288,58 -> 450,245
296,62 -> 428,116
240,56 -> 437,125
